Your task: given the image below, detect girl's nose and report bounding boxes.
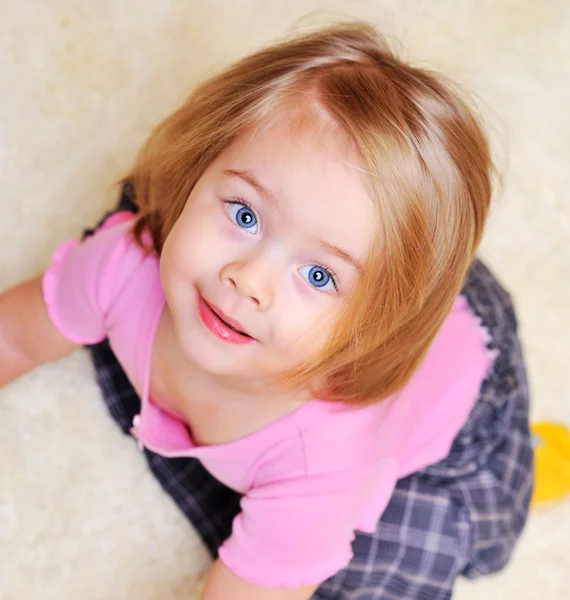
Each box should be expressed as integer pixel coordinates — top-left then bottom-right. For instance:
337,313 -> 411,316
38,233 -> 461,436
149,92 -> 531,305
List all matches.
220,253 -> 276,311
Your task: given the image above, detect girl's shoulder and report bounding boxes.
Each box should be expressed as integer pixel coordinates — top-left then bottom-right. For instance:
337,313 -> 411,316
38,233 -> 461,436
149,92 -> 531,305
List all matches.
42,211 -> 161,346
288,290 -> 498,479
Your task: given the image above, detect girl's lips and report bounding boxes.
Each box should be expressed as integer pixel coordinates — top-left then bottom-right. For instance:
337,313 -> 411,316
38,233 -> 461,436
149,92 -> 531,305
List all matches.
198,295 -> 256,345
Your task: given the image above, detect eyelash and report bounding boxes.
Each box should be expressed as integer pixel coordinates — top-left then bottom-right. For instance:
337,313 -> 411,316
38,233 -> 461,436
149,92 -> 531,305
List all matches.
222,197 -> 339,293
224,197 -> 256,215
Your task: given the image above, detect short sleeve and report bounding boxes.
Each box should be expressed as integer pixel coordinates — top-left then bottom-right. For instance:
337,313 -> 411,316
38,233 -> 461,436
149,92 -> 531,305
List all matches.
395,295 -> 496,477
218,460 -> 398,589
41,212 -> 137,344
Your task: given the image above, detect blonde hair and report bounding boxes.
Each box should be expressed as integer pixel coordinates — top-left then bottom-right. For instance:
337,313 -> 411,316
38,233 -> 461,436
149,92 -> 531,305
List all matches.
126,21 -> 494,404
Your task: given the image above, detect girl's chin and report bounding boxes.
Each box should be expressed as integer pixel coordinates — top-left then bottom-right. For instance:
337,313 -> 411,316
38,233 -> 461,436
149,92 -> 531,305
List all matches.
178,333 -> 256,375
179,338 -> 291,384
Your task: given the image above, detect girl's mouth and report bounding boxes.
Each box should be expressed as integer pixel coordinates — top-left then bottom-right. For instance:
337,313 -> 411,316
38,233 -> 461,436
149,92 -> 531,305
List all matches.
198,294 -> 256,345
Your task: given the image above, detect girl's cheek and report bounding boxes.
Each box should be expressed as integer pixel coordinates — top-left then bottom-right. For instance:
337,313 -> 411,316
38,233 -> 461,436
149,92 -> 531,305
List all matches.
221,220 -> 247,243
181,206 -> 232,249
211,202 -> 249,243
292,271 -> 313,299
279,293 -> 329,350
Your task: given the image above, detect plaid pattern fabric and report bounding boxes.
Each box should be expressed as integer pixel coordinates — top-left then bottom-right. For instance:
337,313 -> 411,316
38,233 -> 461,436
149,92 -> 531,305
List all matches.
84,186 -> 533,599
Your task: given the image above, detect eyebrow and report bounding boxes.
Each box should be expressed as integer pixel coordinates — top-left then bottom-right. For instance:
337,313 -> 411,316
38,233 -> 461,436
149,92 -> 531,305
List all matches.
224,168 -> 363,273
314,239 -> 364,273
224,169 -> 278,207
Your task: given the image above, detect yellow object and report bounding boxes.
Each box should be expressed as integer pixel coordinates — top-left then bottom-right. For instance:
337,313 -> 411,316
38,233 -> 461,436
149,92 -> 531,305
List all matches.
531,421 -> 570,506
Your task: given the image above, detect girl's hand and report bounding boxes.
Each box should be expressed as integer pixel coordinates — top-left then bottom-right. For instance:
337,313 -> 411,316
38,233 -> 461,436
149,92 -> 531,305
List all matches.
202,559 -> 319,600
0,276 -> 78,388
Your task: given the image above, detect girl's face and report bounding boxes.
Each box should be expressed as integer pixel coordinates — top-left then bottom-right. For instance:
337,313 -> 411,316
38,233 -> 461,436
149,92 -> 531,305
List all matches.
160,115 -> 376,388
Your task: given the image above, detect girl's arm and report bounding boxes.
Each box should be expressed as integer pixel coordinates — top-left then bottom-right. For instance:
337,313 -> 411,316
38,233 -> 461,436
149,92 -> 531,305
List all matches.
0,276 -> 78,388
202,560 -> 319,600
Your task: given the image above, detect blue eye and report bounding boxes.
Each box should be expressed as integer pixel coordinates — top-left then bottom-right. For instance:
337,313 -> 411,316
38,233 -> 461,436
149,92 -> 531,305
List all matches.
227,201 -> 258,233
299,265 -> 337,292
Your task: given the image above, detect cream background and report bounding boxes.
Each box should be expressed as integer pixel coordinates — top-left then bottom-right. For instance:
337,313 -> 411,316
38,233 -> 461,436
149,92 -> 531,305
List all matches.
1,1 -> 569,598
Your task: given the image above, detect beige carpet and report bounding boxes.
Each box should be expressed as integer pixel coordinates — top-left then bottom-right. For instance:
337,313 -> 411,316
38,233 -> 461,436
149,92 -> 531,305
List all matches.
1,1 -> 569,598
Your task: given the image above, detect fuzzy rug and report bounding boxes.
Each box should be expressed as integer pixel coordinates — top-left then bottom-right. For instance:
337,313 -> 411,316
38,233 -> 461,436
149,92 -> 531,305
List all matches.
1,1 -> 569,598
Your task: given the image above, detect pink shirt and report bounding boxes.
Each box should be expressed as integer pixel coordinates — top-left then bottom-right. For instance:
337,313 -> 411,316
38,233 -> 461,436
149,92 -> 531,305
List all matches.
42,213 -> 494,588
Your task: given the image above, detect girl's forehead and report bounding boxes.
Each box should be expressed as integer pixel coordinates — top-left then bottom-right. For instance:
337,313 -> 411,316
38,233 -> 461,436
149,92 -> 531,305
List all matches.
224,109 -> 366,190
246,98 -> 356,161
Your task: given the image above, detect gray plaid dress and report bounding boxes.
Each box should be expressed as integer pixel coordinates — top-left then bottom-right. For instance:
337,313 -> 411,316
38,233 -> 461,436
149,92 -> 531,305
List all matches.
84,185 -> 533,599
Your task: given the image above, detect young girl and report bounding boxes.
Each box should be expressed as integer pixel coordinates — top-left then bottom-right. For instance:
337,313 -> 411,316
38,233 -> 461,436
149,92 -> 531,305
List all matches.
0,21 -> 533,600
